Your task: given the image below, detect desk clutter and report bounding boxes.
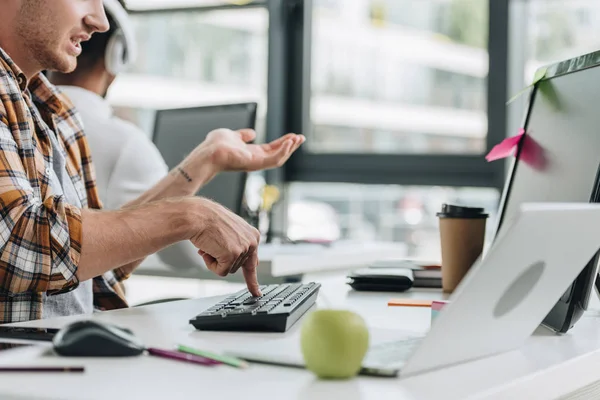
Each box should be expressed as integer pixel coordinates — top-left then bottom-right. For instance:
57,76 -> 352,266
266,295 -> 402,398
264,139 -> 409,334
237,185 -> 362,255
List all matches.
50,320 -> 222,367
0,320 -> 249,372
0,283 -> 325,375
346,203 -> 488,294
0,307 -> 374,379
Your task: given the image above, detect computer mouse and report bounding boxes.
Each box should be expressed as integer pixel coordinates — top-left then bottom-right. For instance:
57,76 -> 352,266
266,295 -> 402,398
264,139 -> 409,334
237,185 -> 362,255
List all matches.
52,320 -> 146,357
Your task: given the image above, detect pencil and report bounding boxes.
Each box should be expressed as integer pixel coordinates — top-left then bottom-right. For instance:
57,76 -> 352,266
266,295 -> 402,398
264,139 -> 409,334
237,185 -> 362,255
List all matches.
0,366 -> 84,373
177,345 -> 249,369
147,347 -> 219,366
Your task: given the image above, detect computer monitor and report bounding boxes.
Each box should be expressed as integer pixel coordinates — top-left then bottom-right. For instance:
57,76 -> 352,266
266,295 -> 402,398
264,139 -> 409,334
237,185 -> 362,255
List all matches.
493,50 -> 600,333
152,102 -> 258,215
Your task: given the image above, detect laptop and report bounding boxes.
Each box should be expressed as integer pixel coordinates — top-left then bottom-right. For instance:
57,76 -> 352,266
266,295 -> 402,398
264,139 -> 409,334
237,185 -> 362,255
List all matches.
224,203 -> 600,377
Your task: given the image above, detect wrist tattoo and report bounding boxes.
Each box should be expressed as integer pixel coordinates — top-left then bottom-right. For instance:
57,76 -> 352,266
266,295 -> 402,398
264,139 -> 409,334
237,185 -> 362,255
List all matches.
176,167 -> 193,183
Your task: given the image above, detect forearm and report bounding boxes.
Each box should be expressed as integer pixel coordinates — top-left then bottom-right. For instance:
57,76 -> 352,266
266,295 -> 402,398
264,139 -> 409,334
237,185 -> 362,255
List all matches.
124,149 -> 217,209
78,198 -> 193,281
108,151 -> 216,274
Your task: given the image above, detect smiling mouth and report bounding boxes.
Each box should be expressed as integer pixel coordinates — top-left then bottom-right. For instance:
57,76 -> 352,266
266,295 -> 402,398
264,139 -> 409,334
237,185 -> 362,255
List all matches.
71,38 -> 82,49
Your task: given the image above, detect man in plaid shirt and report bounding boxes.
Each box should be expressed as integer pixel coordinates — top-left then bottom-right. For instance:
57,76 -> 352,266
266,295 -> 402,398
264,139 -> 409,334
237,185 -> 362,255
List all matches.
0,0 -> 304,323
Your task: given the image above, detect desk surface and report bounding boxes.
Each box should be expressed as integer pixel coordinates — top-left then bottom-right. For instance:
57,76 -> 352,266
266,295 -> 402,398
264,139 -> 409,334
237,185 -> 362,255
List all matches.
1,273 -> 600,400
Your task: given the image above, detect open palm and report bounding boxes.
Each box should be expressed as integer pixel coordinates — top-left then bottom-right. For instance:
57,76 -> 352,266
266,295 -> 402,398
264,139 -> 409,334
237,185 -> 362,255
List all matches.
207,129 -> 305,172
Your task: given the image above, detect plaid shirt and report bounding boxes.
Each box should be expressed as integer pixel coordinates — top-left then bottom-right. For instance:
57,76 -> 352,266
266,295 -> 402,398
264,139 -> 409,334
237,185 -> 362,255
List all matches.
0,47 -> 129,323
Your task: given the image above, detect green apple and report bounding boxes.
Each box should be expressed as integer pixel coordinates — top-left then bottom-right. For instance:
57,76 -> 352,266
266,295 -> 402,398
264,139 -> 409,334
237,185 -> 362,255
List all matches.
300,309 -> 369,379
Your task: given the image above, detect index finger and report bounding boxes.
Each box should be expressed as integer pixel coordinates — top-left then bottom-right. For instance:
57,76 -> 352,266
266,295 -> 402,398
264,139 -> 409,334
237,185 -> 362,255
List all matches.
242,250 -> 261,297
261,133 -> 298,151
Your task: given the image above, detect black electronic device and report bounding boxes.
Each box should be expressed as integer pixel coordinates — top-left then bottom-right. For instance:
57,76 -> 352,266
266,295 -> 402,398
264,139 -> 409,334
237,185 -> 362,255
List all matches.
52,320 -> 145,357
0,326 -> 60,342
346,268 -> 414,292
189,283 -> 321,333
493,50 -> 600,333
152,102 -> 257,216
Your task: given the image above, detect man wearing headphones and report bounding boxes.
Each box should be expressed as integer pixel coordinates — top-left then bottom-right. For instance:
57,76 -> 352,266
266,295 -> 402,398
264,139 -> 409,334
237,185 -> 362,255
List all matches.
0,0 -> 303,323
50,0 -> 213,274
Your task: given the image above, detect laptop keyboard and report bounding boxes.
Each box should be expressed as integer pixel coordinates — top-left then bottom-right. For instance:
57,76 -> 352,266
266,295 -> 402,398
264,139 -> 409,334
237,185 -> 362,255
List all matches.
364,337 -> 424,367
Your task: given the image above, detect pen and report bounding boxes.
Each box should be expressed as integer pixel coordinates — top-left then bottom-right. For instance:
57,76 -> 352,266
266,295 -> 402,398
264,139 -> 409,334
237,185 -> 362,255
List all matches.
177,345 -> 249,369
0,366 -> 84,373
146,347 -> 220,366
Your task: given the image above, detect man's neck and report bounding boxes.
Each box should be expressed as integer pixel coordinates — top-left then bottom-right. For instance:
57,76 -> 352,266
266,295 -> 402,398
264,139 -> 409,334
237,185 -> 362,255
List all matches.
0,36 -> 40,80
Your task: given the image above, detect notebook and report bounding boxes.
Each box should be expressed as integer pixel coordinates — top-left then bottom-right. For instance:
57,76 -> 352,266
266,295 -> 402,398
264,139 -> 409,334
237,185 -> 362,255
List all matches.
370,259 -> 442,288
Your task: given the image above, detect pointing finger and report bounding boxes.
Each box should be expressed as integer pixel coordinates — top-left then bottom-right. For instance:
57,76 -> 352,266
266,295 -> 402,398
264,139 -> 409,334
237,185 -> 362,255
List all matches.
242,251 -> 261,297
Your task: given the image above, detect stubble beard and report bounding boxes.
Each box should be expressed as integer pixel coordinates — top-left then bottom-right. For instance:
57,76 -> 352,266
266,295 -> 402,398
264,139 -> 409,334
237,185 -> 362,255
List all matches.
15,0 -> 76,74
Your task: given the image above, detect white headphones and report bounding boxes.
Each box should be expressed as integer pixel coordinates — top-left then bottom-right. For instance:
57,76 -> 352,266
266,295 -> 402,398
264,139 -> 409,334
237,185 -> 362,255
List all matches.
103,0 -> 137,75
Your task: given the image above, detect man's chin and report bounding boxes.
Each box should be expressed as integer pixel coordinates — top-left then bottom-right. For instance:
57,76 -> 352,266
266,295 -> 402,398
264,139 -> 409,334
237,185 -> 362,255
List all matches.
44,54 -> 77,74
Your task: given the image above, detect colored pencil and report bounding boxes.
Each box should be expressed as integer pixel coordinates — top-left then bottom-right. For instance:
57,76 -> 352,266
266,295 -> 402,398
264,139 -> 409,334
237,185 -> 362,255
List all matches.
147,347 -> 220,366
0,366 -> 84,373
177,345 -> 249,369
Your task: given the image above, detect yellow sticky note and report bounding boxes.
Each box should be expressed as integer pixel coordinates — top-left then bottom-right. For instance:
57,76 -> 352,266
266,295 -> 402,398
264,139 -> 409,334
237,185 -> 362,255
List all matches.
506,67 -> 548,105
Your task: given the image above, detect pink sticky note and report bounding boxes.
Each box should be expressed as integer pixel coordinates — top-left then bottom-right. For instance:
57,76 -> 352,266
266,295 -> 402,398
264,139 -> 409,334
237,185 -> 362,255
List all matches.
520,135 -> 547,171
485,129 -> 525,162
431,301 -> 449,323
431,301 -> 448,311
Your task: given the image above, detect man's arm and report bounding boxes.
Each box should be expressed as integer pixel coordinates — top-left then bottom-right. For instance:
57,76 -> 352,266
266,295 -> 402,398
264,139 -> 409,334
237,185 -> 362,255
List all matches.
121,128 -> 306,209
122,147 -> 216,209
103,134 -> 207,272
108,128 -> 304,278
0,118 -> 192,291
0,120 -> 261,295
80,195 -> 262,295
107,158 -> 216,276
101,133 -> 217,275
79,198 -> 195,281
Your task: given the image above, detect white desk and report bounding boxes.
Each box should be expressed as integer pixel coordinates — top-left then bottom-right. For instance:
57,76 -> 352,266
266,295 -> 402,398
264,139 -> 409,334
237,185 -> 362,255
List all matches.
1,273 -> 600,400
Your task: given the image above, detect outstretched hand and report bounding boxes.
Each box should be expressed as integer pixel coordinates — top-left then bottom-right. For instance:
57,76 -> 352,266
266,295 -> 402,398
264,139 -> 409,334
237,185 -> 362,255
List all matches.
205,129 -> 305,172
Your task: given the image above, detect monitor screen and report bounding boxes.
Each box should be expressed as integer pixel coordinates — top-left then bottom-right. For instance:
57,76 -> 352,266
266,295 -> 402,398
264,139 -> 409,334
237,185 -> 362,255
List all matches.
494,54 -> 600,333
152,103 -> 257,215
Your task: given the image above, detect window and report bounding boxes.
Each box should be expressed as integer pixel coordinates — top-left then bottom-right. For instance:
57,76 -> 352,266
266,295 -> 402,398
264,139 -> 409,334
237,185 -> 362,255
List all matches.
104,1 -> 508,267
107,7 -> 269,141
286,182 -> 499,258
308,0 -> 489,155
281,0 -> 504,249
525,0 -> 600,83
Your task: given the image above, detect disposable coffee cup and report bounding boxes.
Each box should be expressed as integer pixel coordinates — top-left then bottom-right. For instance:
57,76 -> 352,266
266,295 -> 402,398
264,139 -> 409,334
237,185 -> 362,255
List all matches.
437,204 -> 489,293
